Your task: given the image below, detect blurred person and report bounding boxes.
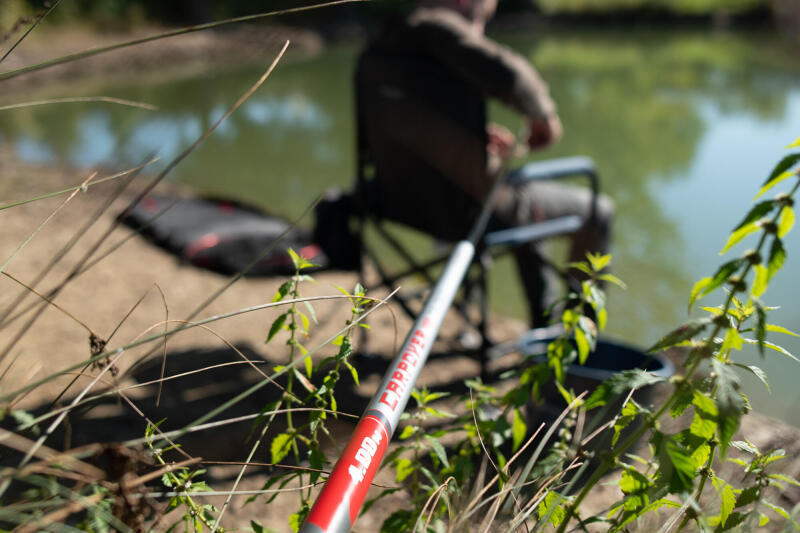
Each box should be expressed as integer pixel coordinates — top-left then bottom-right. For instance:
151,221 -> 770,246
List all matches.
352,0 -> 614,326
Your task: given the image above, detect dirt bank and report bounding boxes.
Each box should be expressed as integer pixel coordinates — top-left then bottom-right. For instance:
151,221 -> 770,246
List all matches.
0,22 -> 324,94
0,142 -> 531,530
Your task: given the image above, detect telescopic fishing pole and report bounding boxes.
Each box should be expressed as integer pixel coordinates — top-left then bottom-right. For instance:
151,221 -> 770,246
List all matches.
298,169 -> 508,533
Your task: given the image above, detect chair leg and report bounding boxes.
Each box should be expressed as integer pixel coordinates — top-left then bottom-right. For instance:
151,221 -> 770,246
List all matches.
477,252 -> 493,381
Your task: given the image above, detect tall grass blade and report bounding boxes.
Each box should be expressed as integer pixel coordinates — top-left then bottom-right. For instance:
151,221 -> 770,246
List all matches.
0,0 -> 363,82
0,172 -> 98,275
0,0 -> 62,65
0,159 -> 158,212
0,96 -> 157,111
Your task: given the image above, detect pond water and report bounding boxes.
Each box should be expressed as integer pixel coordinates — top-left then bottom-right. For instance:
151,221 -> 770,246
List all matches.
2,25 -> 800,424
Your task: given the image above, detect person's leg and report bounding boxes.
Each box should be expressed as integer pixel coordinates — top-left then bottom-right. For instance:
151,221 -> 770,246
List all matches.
494,180 -> 614,326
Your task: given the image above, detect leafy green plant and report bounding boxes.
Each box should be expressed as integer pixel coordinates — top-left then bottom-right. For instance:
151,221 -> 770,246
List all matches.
317,136 -> 800,532
250,249 -> 370,531
145,421 -> 219,533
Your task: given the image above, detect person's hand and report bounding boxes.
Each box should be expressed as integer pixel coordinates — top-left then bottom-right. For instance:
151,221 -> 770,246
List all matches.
527,114 -> 563,150
487,123 -> 516,159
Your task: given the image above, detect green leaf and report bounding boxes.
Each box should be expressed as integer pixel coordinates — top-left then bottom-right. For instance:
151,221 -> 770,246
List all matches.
619,467 -> 652,503
751,264 -> 768,299
719,328 -> 744,355
398,425 -> 415,440
586,252 -> 611,272
270,432 -> 293,464
299,311 -> 310,334
767,237 -> 786,282
734,486 -> 760,508
596,307 -> 608,331
693,389 -> 718,416
250,520 -> 266,533
303,300 -> 318,324
732,364 -> 770,393
575,327 -> 590,365
613,400 -> 638,446
344,360 -> 359,386
662,436 -> 697,493
538,491 -> 567,526
585,369 -> 665,410
512,408 -> 526,452
336,335 -> 353,360
731,439 -> 759,455
716,511 -> 747,532
304,354 -> 312,378
763,449 -> 786,465
288,248 -> 302,270
763,500 -> 790,520
754,301 -> 767,356
712,360 -> 745,456
689,277 -> 713,310
769,473 -> 800,488
273,281 -> 291,303
424,435 -> 450,468
567,261 -> 594,277
671,386 -> 694,418
731,200 -> 776,232
554,379 -> 574,405
289,510 -> 304,533
422,391 -> 450,403
779,206 -> 795,238
766,324 -> 800,337
742,338 -> 799,362
787,136 -> 800,148
598,273 -> 627,289
294,340 -> 309,356
690,411 -> 717,440
712,477 -> 736,526
721,223 -> 760,255
754,153 -> 800,200
380,510 -> 415,532
266,312 -> 287,343
648,318 -> 712,353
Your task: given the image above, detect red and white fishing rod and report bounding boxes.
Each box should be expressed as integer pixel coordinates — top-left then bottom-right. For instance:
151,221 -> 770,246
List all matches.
297,157 -> 512,533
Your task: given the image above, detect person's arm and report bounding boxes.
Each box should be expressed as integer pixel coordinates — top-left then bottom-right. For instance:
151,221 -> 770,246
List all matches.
411,9 -> 558,122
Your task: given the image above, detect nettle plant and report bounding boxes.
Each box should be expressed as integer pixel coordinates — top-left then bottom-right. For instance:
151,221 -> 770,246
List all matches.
345,137 -> 800,532
248,250 -> 370,531
548,137 -> 800,531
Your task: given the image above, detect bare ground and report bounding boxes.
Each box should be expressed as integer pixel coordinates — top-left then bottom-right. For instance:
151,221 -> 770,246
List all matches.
0,144 -> 527,530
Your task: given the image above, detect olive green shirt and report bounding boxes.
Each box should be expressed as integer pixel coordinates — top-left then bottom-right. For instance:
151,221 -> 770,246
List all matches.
356,7 -> 557,238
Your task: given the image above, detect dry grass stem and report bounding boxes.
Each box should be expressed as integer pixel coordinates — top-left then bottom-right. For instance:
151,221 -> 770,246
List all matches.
0,96 -> 157,111
0,158 -> 159,212
0,172 -> 97,274
0,0 -> 62,65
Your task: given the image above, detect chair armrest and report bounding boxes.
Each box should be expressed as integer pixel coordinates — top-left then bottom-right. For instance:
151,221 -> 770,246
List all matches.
483,215 -> 583,248
505,156 -> 597,185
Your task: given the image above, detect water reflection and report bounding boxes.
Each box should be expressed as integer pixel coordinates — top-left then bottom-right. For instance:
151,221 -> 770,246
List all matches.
2,28 -> 800,421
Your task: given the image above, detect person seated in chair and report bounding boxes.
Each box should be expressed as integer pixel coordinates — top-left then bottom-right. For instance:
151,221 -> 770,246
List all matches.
352,0 -> 614,327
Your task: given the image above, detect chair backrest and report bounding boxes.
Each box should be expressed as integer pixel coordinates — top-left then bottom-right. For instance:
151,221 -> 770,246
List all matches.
353,46 -> 490,241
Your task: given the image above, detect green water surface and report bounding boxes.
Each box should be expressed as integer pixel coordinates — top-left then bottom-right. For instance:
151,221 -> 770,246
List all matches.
2,25 -> 800,423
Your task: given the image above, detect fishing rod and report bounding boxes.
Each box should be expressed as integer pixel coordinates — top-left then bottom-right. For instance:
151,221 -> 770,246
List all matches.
298,161 -> 509,532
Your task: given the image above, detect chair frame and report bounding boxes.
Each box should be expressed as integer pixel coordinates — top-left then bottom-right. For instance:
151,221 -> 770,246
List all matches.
353,154 -> 601,376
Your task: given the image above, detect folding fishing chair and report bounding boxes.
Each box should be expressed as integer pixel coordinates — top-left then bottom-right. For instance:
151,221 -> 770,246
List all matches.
328,48 -> 605,377
350,154 -> 601,374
